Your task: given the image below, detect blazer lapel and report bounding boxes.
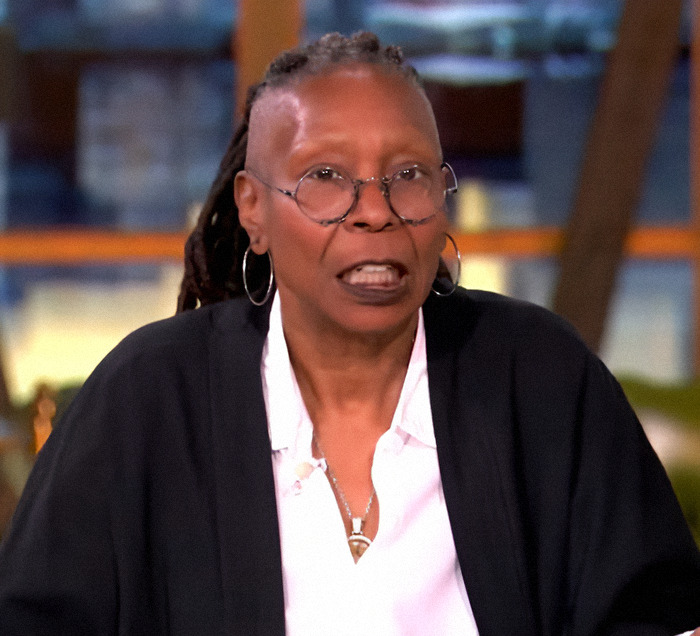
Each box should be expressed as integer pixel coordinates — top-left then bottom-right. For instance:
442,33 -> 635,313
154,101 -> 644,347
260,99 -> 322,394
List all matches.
208,300 -> 286,636
424,291 -> 539,635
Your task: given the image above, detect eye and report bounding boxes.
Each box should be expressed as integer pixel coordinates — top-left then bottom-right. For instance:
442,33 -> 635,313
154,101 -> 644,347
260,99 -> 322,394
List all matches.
395,166 -> 429,182
307,167 -> 344,181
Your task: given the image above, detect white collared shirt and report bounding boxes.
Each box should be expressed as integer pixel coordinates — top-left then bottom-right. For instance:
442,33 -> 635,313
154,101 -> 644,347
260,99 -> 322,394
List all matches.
262,295 -> 479,636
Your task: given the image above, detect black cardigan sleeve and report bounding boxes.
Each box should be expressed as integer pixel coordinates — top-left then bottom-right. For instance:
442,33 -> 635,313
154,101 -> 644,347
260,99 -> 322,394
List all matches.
564,353 -> 700,635
0,355 -> 126,633
0,307 -> 229,635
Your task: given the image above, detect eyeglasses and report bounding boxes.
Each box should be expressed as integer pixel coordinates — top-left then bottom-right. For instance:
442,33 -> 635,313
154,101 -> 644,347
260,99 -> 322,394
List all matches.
245,162 -> 458,226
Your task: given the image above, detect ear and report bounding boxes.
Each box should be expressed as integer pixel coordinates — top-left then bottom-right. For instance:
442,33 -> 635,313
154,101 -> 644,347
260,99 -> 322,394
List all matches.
234,171 -> 269,254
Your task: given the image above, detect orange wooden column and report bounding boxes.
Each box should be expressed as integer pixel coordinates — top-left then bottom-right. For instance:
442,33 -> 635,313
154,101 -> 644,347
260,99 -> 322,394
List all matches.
234,0 -> 303,115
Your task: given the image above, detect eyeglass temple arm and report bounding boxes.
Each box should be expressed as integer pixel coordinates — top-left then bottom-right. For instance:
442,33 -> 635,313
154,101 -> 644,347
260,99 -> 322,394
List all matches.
245,167 -> 296,198
442,162 -> 458,195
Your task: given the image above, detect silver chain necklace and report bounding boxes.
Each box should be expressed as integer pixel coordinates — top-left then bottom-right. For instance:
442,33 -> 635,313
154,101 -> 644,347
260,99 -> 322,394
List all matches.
313,436 -> 376,559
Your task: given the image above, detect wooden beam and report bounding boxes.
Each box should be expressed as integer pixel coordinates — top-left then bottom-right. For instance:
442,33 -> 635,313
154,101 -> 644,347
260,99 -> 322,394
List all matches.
0,227 -> 697,265
455,227 -> 700,260
552,0 -> 683,352
234,0 -> 303,116
0,230 -> 187,264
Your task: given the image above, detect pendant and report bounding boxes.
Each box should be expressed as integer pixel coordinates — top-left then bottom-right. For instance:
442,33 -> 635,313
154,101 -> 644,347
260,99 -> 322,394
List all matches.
348,517 -> 371,559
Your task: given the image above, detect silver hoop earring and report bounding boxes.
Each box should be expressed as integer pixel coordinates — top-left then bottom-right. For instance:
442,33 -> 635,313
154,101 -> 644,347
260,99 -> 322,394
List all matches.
242,245 -> 275,306
432,233 -> 461,297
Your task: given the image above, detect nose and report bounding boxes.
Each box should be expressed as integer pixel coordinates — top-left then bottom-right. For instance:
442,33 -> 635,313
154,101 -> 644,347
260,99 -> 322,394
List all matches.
346,179 -> 397,232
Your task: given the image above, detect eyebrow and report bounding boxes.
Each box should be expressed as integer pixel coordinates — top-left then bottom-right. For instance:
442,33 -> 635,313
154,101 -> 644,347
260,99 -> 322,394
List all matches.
287,135 -> 441,170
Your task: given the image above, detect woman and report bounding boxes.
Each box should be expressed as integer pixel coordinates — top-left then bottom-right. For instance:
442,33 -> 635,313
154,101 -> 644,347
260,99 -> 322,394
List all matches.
0,32 -> 698,635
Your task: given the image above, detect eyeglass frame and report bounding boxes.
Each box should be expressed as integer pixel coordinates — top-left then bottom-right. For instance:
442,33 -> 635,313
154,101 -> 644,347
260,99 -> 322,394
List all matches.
243,162 -> 458,227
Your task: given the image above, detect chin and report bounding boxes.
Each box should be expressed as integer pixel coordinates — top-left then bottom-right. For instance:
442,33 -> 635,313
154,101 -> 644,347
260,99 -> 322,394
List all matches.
328,301 -> 421,337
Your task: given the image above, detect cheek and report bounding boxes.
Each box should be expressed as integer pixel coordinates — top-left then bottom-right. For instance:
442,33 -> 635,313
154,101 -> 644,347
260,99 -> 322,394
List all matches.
425,217 -> 450,267
266,214 -> 327,282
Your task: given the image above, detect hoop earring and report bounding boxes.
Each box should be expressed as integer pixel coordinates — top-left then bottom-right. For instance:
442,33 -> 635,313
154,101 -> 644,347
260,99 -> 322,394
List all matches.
242,245 -> 275,306
431,233 -> 461,297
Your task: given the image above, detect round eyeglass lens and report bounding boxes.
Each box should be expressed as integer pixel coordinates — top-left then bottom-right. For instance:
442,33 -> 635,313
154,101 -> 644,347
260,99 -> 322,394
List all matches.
388,166 -> 442,220
295,169 -> 355,222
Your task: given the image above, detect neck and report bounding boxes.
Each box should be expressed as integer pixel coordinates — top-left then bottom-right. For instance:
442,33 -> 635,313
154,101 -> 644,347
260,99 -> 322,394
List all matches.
281,307 -> 417,434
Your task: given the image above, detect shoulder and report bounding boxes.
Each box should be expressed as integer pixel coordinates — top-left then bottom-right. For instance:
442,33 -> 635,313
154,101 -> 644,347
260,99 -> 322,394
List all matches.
93,296 -> 269,381
423,287 -> 589,366
422,287 -> 618,427
42,296 -> 270,454
49,297 -> 270,432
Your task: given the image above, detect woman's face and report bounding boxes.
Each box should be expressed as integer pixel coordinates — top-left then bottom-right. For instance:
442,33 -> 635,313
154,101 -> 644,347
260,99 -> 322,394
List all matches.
236,64 -> 449,339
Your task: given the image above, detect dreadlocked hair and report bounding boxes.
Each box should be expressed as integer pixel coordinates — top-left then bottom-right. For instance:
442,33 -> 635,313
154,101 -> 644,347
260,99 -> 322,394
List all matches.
177,31 -> 421,312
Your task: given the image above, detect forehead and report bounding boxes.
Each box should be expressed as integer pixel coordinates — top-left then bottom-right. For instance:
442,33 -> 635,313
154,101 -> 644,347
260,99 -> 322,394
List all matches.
246,64 -> 441,170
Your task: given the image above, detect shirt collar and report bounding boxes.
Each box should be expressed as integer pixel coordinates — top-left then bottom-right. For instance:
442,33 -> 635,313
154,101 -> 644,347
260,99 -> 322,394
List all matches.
390,307 -> 436,449
261,295 -> 436,454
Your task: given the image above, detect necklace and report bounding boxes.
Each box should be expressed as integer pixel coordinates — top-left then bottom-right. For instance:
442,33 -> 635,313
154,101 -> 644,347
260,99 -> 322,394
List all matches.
313,437 -> 376,559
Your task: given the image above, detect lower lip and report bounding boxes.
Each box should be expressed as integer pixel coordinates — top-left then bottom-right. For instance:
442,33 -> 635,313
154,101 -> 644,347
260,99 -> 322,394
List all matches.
337,276 -> 408,304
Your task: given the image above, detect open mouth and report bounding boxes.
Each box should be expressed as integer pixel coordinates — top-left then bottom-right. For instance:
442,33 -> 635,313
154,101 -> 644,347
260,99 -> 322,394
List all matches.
337,262 -> 408,303
340,263 -> 404,287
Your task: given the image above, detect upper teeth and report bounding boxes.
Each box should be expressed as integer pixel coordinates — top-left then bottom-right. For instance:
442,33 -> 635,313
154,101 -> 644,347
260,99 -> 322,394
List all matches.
355,264 -> 393,273
344,264 -> 399,286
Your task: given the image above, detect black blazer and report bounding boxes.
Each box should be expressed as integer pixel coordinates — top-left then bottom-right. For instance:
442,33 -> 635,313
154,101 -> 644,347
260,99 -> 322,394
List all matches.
0,289 -> 698,635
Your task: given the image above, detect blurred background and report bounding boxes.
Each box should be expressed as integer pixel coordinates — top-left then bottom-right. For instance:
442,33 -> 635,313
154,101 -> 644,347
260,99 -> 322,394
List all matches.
0,0 -> 698,542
